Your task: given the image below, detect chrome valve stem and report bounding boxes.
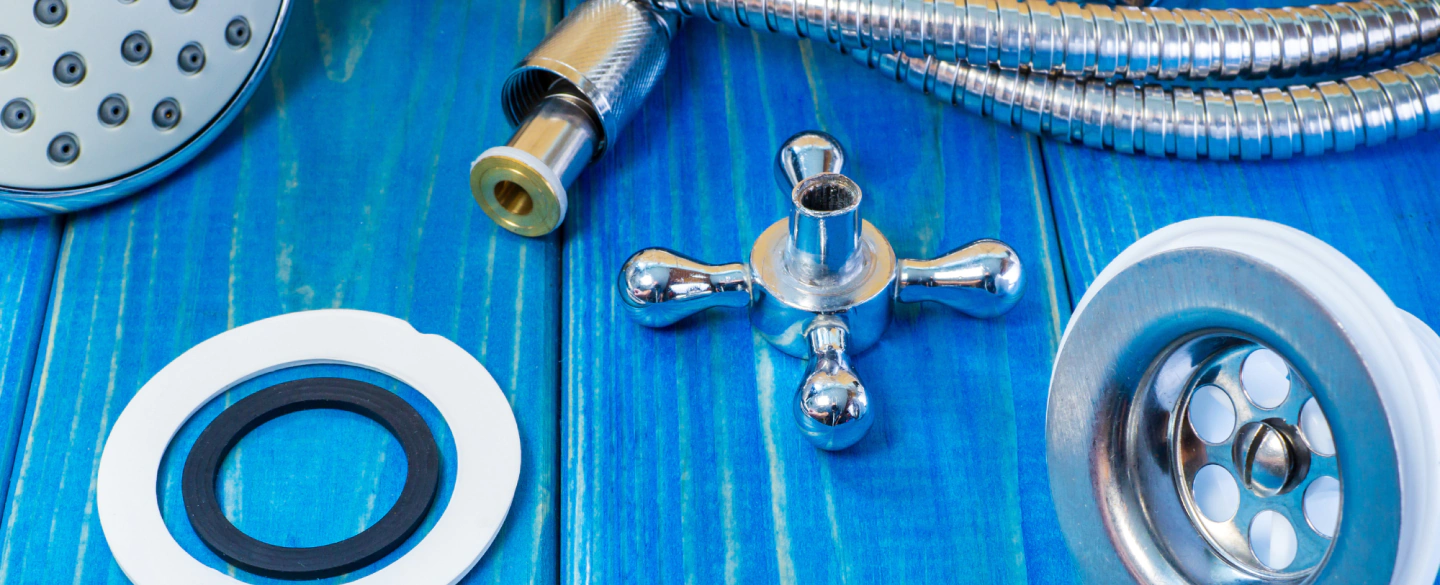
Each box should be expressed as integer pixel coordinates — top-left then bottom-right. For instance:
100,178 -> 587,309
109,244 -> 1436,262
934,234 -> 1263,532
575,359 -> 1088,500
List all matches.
618,131 -> 1026,450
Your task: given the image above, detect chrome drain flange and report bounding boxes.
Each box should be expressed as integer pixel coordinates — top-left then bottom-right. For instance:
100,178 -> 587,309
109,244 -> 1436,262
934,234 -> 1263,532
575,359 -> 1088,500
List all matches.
1048,217 -> 1440,585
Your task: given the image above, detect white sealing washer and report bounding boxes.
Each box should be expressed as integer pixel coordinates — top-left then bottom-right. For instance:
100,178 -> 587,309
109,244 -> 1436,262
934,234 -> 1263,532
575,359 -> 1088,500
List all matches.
97,309 -> 521,585
1048,217 -> 1440,584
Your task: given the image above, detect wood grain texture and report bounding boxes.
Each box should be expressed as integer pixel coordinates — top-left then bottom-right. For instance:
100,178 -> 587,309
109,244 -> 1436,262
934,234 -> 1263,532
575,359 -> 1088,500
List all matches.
0,0 -> 561,583
0,218 -> 62,535
1045,134 -> 1440,315
560,16 -> 1078,584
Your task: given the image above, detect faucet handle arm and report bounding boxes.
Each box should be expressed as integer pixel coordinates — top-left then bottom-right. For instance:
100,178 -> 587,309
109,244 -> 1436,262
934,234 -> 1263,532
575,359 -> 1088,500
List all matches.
793,318 -> 874,451
896,238 -> 1025,318
775,130 -> 846,193
618,248 -> 751,327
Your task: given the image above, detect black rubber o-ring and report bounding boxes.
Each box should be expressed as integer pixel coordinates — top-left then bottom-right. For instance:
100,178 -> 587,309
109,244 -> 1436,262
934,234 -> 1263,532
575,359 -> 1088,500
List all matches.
181,378 -> 441,580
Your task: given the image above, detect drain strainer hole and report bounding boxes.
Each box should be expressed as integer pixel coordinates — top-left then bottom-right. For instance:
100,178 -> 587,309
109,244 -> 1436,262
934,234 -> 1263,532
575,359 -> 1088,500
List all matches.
1303,476 -> 1340,538
1188,384 -> 1236,444
1241,349 -> 1291,409
1249,510 -> 1298,570
1300,398 -> 1335,456
1193,464 -> 1240,522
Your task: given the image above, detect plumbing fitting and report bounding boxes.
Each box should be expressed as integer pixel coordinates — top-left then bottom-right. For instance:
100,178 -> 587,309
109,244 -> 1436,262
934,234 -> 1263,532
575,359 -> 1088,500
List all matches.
1048,218 -> 1440,584
617,131 -> 1025,450
470,0 -> 678,236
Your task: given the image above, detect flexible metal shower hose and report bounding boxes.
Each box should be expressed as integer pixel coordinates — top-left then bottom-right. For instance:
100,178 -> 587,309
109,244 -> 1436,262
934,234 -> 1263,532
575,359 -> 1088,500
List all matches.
633,0 -> 1440,157
648,0 -> 1440,80
850,47 -> 1440,158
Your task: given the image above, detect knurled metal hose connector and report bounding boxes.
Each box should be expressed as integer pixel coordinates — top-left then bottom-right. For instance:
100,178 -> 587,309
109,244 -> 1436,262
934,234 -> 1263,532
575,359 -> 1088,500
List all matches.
852,46 -> 1440,158
646,0 -> 1440,81
472,0 -> 678,236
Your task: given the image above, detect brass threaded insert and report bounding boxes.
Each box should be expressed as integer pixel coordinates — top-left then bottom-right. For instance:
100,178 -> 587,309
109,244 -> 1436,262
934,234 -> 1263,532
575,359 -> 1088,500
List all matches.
470,153 -> 563,237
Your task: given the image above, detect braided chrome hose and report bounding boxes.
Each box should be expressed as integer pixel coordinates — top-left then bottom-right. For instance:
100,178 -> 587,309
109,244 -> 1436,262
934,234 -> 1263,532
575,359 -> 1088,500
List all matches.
648,0 -> 1440,80
852,47 -> 1440,158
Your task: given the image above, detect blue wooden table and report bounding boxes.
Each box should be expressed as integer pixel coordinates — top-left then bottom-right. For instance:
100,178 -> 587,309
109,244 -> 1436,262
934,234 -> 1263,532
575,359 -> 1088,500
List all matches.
1,0 -> 1438,583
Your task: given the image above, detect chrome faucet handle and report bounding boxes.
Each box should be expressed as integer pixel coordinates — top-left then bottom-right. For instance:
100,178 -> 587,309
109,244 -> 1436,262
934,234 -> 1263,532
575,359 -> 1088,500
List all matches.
618,130 -> 1025,451
618,248 -> 751,327
897,239 -> 1025,318
794,317 -> 874,450
775,130 -> 846,193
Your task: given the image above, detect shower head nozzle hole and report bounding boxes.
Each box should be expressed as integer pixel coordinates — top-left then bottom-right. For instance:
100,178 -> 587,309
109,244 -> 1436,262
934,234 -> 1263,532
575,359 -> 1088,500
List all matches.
152,98 -> 181,130
0,36 -> 16,69
48,133 -> 80,165
170,0 -> 196,12
34,0 -> 67,26
99,95 -> 129,127
3,99 -> 35,132
53,53 -> 86,86
178,43 -> 206,75
226,18 -> 252,48
122,32 -> 152,65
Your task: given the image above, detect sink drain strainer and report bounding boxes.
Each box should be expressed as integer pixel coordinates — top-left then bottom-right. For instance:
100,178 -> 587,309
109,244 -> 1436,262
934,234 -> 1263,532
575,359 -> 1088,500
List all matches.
0,0 -> 289,217
1049,217 -> 1440,584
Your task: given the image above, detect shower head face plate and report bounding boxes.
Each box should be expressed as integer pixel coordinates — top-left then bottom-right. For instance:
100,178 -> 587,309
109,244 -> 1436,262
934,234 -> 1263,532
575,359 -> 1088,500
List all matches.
0,0 -> 285,210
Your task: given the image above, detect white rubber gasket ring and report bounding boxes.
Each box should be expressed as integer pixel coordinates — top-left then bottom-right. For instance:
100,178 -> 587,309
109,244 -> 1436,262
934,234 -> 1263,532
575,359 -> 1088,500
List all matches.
97,309 -> 521,585
1058,217 -> 1440,584
473,145 -> 569,218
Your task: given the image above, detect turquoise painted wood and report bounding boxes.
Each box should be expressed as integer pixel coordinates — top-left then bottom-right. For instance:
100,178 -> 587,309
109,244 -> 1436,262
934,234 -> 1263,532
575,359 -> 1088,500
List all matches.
5,0 -> 1440,583
0,0 -> 560,583
1045,133 -> 1440,317
0,218 -> 61,531
560,16 -> 1079,584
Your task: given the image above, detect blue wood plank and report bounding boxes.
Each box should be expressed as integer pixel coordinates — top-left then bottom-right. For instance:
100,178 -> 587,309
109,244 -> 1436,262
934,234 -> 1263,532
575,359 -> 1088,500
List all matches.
1045,134 -> 1440,316
561,18 -> 1077,584
0,218 -> 62,531
0,0 -> 561,583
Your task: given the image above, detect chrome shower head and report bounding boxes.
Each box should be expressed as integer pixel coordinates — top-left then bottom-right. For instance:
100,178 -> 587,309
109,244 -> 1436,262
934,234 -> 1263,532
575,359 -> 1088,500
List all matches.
0,0 -> 291,218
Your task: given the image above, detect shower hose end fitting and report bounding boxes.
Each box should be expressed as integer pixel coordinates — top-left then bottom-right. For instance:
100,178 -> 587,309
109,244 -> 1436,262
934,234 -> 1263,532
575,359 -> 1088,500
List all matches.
473,0 -> 677,237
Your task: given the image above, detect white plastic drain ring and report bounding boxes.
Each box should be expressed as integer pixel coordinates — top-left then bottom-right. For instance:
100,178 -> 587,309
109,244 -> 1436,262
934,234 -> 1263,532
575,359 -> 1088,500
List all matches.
97,309 -> 521,585
1049,217 -> 1440,585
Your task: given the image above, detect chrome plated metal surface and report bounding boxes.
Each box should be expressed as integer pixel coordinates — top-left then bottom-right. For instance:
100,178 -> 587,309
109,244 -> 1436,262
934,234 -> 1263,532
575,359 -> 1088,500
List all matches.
773,129 -> 845,193
852,48 -> 1440,159
471,0 -> 677,237
1050,250 -> 1389,584
0,0 -> 292,218
618,131 -> 1024,450
794,316 -> 874,451
1048,218 -> 1440,585
646,0 -> 1440,81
